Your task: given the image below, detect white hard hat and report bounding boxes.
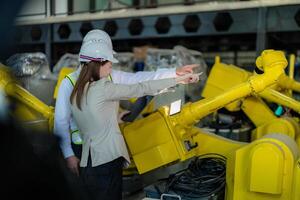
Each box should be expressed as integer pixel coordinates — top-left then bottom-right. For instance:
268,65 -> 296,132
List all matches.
79,39 -> 118,63
82,29 -> 116,54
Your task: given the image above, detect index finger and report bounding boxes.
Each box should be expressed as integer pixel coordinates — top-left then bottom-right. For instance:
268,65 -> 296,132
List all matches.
194,72 -> 203,76
186,64 -> 200,69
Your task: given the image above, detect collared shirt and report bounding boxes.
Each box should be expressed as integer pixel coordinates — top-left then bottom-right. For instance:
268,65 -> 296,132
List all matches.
70,77 -> 177,167
54,68 -> 176,158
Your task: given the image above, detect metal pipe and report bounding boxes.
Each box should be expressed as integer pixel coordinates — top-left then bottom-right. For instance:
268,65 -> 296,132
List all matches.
174,50 -> 288,127
260,88 -> 300,114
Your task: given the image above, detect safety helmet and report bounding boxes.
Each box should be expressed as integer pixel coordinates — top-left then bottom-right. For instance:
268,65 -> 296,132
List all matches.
79,38 -> 118,63
82,29 -> 116,54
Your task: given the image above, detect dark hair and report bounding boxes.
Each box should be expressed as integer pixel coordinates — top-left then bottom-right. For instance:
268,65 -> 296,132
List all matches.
70,61 -> 108,110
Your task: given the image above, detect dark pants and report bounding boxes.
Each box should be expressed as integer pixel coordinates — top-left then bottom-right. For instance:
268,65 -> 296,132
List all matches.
80,156 -> 124,200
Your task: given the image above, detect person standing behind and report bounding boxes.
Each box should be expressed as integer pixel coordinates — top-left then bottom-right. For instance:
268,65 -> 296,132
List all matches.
54,29 -> 199,176
70,37 -> 200,200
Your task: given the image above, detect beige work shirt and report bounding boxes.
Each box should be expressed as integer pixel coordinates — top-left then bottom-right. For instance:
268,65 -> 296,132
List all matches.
71,77 -> 177,167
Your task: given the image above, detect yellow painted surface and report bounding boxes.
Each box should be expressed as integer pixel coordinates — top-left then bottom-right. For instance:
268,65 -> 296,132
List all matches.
123,111 -> 180,173
253,118 -> 296,140
226,136 -> 297,200
241,96 -> 276,127
53,67 -> 75,99
288,54 -> 296,96
249,143 -> 284,194
201,58 -> 250,111
0,64 -> 54,133
261,87 -> 300,113
292,159 -> 300,200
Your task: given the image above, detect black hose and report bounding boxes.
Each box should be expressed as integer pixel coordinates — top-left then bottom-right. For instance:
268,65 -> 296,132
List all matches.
163,154 -> 226,199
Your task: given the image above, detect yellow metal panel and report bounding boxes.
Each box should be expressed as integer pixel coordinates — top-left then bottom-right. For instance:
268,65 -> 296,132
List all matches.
123,111 -> 180,173
253,118 -> 296,141
292,159 -> 300,200
202,62 -> 250,111
133,141 -> 179,174
227,136 -> 295,200
202,63 -> 250,94
249,143 -> 284,194
124,111 -> 174,154
241,96 -> 276,127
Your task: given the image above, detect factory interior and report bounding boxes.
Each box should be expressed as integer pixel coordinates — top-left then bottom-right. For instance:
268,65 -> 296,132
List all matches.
1,0 -> 300,200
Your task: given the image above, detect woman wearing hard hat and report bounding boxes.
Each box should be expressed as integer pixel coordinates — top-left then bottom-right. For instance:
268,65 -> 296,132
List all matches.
69,31 -> 200,200
54,29 -> 199,178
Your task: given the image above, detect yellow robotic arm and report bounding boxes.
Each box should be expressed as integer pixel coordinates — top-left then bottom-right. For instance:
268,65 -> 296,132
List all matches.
0,63 -> 54,132
202,53 -> 300,147
123,49 -> 288,174
122,50 -> 300,200
121,50 -> 300,200
198,53 -> 300,200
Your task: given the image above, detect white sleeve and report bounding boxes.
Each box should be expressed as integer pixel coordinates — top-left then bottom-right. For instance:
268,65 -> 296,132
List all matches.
103,78 -> 176,101
111,68 -> 176,84
53,78 -> 74,158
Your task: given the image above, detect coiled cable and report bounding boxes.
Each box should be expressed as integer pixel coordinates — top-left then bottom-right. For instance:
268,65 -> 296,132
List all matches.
159,154 -> 226,199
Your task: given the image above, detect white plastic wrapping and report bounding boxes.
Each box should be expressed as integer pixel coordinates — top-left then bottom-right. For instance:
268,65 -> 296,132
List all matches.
52,53 -> 80,75
6,52 -> 57,105
6,52 -> 52,78
113,52 -> 134,72
145,45 -> 208,102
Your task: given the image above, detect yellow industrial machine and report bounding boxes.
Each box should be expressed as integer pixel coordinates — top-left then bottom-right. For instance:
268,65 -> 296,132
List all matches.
1,50 -> 300,199
123,50 -> 287,172
259,53 -> 300,113
0,63 -> 54,132
201,54 -> 300,147
121,50 -> 300,200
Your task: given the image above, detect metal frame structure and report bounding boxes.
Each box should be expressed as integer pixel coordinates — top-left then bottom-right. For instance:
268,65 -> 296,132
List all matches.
13,1 -> 300,65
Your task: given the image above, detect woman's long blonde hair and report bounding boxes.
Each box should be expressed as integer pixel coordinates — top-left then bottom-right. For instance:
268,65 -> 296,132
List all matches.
70,61 -> 108,110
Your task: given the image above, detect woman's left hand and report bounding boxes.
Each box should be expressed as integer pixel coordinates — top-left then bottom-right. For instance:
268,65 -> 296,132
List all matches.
175,72 -> 203,84
176,64 -> 200,76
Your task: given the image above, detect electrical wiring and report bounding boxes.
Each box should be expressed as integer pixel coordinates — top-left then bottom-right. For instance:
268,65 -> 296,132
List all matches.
157,154 -> 226,199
